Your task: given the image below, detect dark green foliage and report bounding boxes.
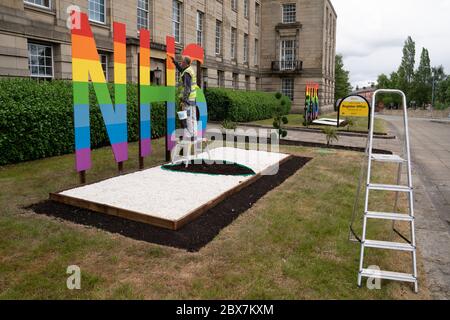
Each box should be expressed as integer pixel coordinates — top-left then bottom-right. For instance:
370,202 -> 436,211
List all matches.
0,79 -> 165,165
412,48 -> 432,106
346,118 -> 354,132
221,119 -> 237,130
1,80 -> 293,166
272,92 -> 289,138
435,75 -> 450,109
397,36 -> 416,94
376,72 -> 403,106
335,54 -> 352,101
322,127 -> 339,146
205,88 -> 291,123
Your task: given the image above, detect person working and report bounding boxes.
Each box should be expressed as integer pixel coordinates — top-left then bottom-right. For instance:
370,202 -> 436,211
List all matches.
171,55 -> 198,142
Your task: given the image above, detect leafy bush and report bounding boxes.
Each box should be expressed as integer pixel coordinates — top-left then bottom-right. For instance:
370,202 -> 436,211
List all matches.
0,80 -> 291,165
346,118 -> 355,131
322,127 -> 339,146
205,88 -> 291,122
221,119 -> 237,130
433,102 -> 449,110
0,79 -> 165,165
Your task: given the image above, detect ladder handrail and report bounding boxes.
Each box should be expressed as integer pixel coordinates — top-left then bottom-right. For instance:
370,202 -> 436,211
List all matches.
371,89 -> 413,189
357,88 -> 418,293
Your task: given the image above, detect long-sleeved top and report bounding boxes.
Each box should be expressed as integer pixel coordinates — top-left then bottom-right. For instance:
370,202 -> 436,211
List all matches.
173,60 -> 192,104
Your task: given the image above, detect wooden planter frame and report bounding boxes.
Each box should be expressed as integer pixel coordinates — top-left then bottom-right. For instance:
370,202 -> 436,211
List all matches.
50,155 -> 293,231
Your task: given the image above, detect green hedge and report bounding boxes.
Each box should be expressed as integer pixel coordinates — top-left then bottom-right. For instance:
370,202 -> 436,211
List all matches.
205,88 -> 291,122
0,80 -> 291,165
0,79 -> 165,165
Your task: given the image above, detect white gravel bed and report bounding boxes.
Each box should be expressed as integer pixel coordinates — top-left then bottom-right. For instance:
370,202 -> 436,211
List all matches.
59,147 -> 289,222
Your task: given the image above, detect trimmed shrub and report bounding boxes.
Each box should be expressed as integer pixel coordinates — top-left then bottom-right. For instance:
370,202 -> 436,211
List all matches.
0,79 -> 165,165
0,79 -> 291,165
205,88 -> 291,122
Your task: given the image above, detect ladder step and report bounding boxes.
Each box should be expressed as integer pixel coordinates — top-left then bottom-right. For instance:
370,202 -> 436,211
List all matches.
360,269 -> 416,283
368,184 -> 412,192
364,240 -> 415,251
371,154 -> 407,163
366,211 -> 414,221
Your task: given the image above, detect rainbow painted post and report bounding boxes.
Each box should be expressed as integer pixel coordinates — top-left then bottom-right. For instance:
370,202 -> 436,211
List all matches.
165,36 -> 177,159
139,29 -> 152,159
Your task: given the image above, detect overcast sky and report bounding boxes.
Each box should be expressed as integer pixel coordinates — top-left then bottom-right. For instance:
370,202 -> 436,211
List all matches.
332,0 -> 450,88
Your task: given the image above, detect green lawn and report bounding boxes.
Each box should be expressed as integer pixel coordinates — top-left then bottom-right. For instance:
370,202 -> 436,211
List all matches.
250,113 -> 387,135
0,140 -> 429,299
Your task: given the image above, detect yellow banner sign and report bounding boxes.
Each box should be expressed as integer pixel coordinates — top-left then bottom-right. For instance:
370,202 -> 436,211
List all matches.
339,95 -> 370,117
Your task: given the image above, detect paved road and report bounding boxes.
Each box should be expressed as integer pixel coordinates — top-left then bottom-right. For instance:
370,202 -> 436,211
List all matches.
381,115 -> 450,299
383,116 -> 450,226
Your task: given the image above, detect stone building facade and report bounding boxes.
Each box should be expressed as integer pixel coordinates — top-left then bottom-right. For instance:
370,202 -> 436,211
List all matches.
260,0 -> 336,111
0,0 -> 336,112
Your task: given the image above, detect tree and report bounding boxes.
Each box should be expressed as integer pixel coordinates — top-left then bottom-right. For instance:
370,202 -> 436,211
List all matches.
376,73 -> 401,106
377,74 -> 391,88
375,36 -> 449,109
436,75 -> 450,107
335,54 -> 352,101
416,48 -> 431,84
432,65 -> 446,83
397,36 -> 416,96
375,37 -> 416,106
413,48 -> 432,106
432,65 -> 448,107
390,71 -> 400,88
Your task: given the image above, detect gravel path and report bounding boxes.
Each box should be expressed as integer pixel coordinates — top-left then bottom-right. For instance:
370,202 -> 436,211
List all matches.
60,147 -> 289,222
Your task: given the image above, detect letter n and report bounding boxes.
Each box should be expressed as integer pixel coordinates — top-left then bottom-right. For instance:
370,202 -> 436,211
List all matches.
72,13 -> 128,172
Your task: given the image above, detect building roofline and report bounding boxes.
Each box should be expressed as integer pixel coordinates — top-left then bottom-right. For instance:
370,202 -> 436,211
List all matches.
351,87 -> 377,95
327,0 -> 338,18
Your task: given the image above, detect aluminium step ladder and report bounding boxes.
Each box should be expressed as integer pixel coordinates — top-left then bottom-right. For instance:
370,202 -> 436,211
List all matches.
354,89 -> 418,293
171,137 -> 212,167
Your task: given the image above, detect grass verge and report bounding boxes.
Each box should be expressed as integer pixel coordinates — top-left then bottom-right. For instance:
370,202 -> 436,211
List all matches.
0,140 -> 429,299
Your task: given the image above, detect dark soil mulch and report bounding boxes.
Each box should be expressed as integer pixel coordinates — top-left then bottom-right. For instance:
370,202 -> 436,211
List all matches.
211,133 -> 393,155
29,156 -> 311,252
162,160 -> 255,176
